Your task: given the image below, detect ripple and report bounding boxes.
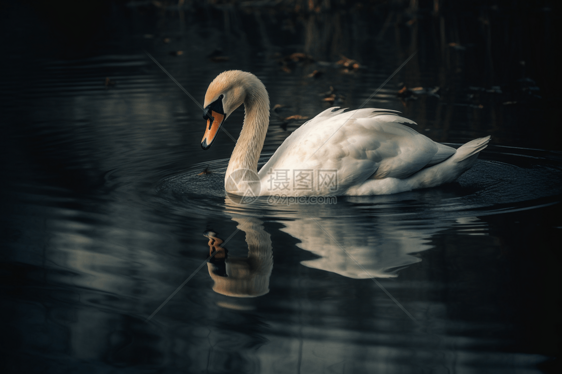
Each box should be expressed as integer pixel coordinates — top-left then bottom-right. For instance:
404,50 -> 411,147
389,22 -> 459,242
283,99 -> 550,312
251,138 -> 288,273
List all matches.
157,148 -> 562,220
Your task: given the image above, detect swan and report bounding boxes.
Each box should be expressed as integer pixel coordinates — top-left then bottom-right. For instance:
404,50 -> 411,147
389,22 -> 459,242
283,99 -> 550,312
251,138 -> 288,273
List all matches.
201,70 -> 490,196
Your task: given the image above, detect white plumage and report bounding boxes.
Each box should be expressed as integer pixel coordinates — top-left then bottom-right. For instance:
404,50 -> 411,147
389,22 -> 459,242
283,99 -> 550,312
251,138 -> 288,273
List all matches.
202,71 -> 490,196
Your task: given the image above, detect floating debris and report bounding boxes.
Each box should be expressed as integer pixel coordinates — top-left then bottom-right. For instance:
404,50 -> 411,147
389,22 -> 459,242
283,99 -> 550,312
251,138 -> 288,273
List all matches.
397,85 -> 440,99
144,34 -> 154,39
319,86 -> 345,106
162,37 -> 171,44
281,64 -> 292,73
272,104 -> 290,113
448,42 -> 466,50
412,86 -> 440,97
336,55 -> 360,69
198,166 -> 212,175
397,85 -> 416,100
284,115 -> 309,121
322,94 -> 346,105
279,52 -> 314,73
169,50 -> 184,56
409,87 -> 425,94
307,70 -> 323,78
279,114 -> 310,131
271,105 -> 293,130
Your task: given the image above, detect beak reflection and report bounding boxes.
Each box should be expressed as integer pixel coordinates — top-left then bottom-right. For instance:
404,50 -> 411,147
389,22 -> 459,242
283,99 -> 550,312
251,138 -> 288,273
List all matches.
205,217 -> 273,298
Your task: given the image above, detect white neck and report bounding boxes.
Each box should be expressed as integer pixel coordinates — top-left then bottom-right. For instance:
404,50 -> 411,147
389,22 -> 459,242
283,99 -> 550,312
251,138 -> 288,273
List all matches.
225,82 -> 270,180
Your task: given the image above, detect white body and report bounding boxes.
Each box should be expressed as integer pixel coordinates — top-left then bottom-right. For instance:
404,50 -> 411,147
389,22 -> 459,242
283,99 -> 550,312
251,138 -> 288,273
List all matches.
202,71 -> 490,197
258,107 -> 489,196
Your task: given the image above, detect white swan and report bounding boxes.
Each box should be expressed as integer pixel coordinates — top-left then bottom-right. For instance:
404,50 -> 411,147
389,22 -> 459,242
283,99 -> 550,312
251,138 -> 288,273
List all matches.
201,70 -> 490,196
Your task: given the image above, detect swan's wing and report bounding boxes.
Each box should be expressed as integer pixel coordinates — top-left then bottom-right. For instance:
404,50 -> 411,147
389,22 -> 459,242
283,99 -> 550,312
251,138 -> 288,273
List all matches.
260,108 -> 455,194
368,122 -> 456,179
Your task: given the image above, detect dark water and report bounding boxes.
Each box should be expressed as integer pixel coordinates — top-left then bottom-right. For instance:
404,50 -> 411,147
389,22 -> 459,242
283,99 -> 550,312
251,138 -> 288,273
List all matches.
1,1 -> 561,373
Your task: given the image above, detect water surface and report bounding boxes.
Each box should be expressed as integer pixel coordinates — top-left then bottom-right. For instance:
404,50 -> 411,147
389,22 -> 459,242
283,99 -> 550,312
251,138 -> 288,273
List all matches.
1,2 -> 561,373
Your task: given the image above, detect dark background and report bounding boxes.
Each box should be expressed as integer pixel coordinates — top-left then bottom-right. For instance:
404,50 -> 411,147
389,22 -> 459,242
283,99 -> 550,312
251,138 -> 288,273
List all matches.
1,1 -> 561,373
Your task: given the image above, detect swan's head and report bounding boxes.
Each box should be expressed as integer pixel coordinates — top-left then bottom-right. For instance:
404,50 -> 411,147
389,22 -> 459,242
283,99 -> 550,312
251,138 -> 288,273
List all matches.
201,70 -> 264,150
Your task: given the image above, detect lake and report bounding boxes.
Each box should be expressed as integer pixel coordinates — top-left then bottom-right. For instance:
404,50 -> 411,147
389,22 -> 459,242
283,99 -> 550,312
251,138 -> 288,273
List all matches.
1,1 -> 560,373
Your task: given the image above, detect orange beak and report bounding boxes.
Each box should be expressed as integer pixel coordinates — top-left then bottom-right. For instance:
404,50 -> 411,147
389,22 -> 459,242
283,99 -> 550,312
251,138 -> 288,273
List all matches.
201,110 -> 225,150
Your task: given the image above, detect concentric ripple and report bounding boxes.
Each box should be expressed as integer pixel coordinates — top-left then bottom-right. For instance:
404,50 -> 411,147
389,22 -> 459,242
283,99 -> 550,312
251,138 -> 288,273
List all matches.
157,147 -> 562,220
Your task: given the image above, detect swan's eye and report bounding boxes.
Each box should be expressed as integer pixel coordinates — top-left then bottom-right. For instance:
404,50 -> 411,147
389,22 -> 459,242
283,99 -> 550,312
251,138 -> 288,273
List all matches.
202,94 -> 225,120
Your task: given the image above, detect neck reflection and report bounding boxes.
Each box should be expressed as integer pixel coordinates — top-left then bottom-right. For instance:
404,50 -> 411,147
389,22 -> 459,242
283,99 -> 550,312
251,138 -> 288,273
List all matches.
207,215 -> 273,298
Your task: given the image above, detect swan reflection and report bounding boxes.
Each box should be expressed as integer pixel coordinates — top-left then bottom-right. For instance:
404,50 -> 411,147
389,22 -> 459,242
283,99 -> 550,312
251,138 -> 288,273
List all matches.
210,197 -> 481,297
206,216 -> 273,298
280,218 -> 442,279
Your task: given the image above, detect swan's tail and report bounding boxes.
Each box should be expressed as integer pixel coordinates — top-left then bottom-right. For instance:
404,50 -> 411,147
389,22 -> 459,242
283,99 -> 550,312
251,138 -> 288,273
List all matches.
452,136 -> 491,163
406,135 -> 491,190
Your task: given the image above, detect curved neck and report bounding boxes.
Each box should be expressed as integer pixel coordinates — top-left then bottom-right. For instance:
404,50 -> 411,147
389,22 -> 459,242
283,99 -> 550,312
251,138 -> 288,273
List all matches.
225,86 -> 269,179
232,216 -> 272,262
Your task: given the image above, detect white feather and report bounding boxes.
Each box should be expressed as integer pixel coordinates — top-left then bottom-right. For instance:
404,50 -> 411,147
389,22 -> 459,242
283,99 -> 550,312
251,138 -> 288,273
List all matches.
203,71 -> 490,196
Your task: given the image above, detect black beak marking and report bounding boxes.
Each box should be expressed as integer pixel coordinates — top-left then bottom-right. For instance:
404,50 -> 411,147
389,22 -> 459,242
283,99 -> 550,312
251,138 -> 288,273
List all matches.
203,94 -> 225,123
201,139 -> 209,150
